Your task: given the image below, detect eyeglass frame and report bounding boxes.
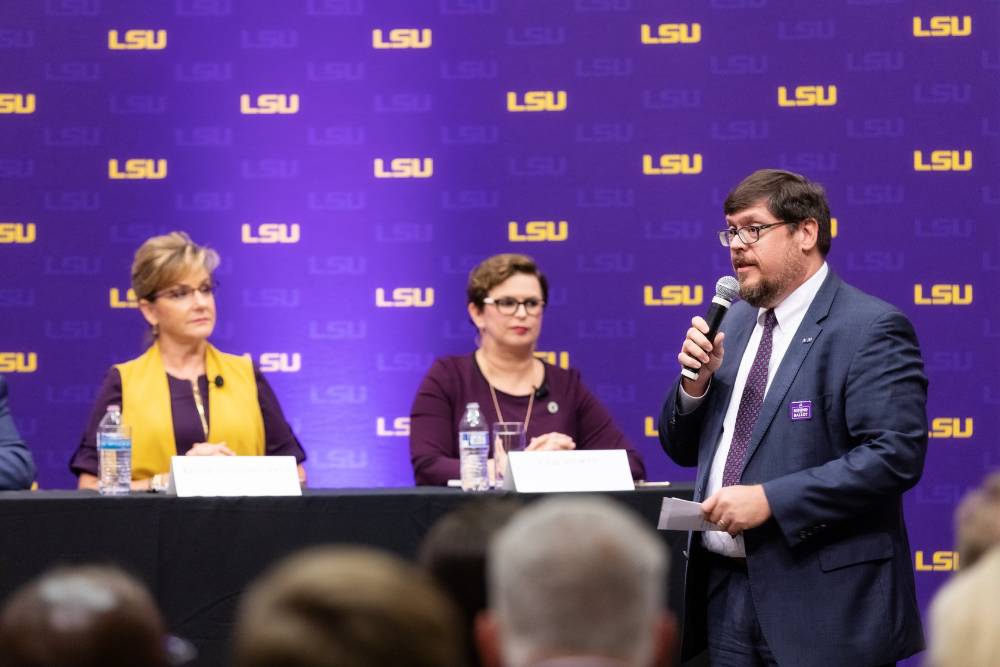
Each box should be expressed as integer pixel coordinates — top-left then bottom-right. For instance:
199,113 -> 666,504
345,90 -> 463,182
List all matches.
146,279 -> 220,303
482,296 -> 546,315
718,220 -> 802,247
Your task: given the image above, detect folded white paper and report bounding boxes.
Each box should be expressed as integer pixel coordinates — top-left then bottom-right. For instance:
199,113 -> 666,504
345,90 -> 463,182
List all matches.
657,497 -> 725,531
168,456 -> 301,497
506,450 -> 634,493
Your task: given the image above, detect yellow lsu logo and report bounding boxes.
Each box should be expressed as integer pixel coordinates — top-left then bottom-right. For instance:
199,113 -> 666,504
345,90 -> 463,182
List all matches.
0,223 -> 36,244
372,28 -> 431,49
915,551 -> 959,572
377,417 -> 410,437
830,218 -> 838,238
375,288 -> 435,308
508,221 -> 568,242
259,353 -> 302,373
374,158 -> 433,179
110,288 -> 138,309
640,23 -> 701,44
507,91 -> 567,112
644,285 -> 703,306
778,85 -> 837,107
642,154 -> 703,175
914,284 -> 973,305
913,150 -> 972,172
0,93 -> 35,114
928,418 -> 973,439
108,159 -> 167,180
913,16 -> 972,38
644,417 -> 658,437
240,94 -> 300,115
108,29 -> 167,50
0,353 -> 37,374
241,224 -> 300,244
535,351 -> 569,369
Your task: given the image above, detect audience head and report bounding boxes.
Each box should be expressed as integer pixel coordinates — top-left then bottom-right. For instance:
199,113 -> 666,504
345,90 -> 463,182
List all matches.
0,565 -> 171,667
233,546 -> 464,667
131,231 -> 220,345
419,498 -> 523,666
480,496 -> 674,667
928,547 -> 1000,667
954,471 -> 1000,568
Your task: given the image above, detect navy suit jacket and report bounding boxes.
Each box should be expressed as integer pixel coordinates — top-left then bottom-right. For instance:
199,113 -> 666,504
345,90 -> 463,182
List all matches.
660,271 -> 927,666
0,374 -> 36,490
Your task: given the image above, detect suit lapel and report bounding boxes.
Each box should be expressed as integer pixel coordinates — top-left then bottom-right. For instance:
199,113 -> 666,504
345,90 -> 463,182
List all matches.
737,271 -> 841,480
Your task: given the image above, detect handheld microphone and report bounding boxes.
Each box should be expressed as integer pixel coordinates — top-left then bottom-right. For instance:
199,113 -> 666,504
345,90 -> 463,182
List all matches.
214,375 -> 224,388
681,276 -> 740,381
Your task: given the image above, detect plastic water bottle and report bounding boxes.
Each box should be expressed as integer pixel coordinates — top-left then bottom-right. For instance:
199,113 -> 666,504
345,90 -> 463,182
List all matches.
97,405 -> 132,496
459,402 -> 489,491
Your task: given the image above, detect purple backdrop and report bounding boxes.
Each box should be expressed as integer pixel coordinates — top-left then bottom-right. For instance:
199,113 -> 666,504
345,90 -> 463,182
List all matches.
1,0 -> 997,649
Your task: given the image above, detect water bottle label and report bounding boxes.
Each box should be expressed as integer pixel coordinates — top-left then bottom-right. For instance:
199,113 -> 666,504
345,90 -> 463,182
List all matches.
460,431 -> 488,450
99,436 -> 131,451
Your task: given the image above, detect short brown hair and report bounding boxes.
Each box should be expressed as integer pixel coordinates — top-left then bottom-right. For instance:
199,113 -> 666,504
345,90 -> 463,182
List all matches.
132,231 -> 219,300
0,565 -> 169,667
467,253 -> 548,308
956,472 -> 1000,568
233,546 -> 464,667
724,169 -> 832,256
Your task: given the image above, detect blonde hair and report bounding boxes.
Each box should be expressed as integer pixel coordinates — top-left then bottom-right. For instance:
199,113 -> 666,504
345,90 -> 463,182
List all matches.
233,546 -> 464,667
955,472 -> 1000,568
928,547 -> 1000,667
131,231 -> 219,300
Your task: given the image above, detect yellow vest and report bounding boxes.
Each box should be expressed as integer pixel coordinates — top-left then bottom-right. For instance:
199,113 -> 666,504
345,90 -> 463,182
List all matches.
116,343 -> 265,479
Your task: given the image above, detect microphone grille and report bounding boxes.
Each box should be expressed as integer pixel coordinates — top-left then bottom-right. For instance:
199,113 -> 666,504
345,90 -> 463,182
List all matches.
715,276 -> 740,302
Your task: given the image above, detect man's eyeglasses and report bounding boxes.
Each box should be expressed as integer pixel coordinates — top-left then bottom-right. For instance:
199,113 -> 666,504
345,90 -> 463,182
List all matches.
718,221 -> 797,247
149,281 -> 219,302
483,296 -> 545,315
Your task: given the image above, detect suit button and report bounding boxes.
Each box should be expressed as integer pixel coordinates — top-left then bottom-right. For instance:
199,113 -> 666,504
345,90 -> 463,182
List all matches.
799,530 -> 808,540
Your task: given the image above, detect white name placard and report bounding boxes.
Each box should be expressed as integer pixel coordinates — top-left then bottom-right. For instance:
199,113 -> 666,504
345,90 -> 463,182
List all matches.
167,456 -> 301,497
505,450 -> 635,493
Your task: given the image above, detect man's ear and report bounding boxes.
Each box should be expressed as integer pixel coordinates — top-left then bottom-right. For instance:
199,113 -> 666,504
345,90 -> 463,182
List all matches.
475,609 -> 503,667
798,217 -> 819,252
651,611 -> 679,667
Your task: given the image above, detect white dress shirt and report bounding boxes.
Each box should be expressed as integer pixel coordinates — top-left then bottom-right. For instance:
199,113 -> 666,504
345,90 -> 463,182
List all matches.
680,263 -> 829,557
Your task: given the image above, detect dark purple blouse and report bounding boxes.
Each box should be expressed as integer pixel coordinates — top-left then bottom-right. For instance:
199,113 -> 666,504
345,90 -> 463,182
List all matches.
409,354 -> 645,485
69,367 -> 306,477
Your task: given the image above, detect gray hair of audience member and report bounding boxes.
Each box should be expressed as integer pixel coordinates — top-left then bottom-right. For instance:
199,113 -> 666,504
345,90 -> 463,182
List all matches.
487,497 -> 668,667
955,471 -> 1000,568
0,565 -> 170,667
928,546 -> 1000,667
233,546 -> 465,667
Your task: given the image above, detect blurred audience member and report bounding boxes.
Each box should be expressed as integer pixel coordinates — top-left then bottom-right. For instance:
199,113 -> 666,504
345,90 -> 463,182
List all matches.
954,470 -> 1000,568
233,546 -> 465,667
478,497 -> 675,667
928,546 -> 1000,667
419,498 -> 523,666
0,565 -> 182,667
0,374 -> 35,490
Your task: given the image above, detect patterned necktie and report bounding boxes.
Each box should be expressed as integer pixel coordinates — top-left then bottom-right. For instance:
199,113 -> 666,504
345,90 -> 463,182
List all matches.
722,309 -> 777,487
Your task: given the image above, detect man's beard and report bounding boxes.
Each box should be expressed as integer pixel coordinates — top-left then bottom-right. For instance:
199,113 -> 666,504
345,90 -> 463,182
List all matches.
734,249 -> 804,308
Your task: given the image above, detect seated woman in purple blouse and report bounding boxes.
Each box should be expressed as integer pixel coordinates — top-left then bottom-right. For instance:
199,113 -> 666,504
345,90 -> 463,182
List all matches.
410,253 -> 645,485
70,232 -> 305,491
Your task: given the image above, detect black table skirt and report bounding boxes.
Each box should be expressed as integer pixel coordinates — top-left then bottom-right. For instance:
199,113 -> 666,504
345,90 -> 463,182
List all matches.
0,486 -> 694,667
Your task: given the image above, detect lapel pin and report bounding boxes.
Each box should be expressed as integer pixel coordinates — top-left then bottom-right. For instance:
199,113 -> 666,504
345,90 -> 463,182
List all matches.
801,337 -> 814,343
547,401 -> 559,414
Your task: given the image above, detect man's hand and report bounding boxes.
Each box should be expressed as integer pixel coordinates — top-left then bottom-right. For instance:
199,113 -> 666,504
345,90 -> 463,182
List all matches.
679,315 -> 725,397
701,485 -> 771,536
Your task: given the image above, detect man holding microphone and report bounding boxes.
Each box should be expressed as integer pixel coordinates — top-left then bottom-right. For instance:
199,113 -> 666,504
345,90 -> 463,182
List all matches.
659,169 -> 927,666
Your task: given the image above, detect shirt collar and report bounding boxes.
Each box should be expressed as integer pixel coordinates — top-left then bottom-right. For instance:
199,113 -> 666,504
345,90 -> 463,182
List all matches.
758,262 -> 828,332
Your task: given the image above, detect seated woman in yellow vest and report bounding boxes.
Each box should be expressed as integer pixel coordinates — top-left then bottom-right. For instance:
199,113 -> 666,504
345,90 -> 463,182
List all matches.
70,232 -> 306,490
